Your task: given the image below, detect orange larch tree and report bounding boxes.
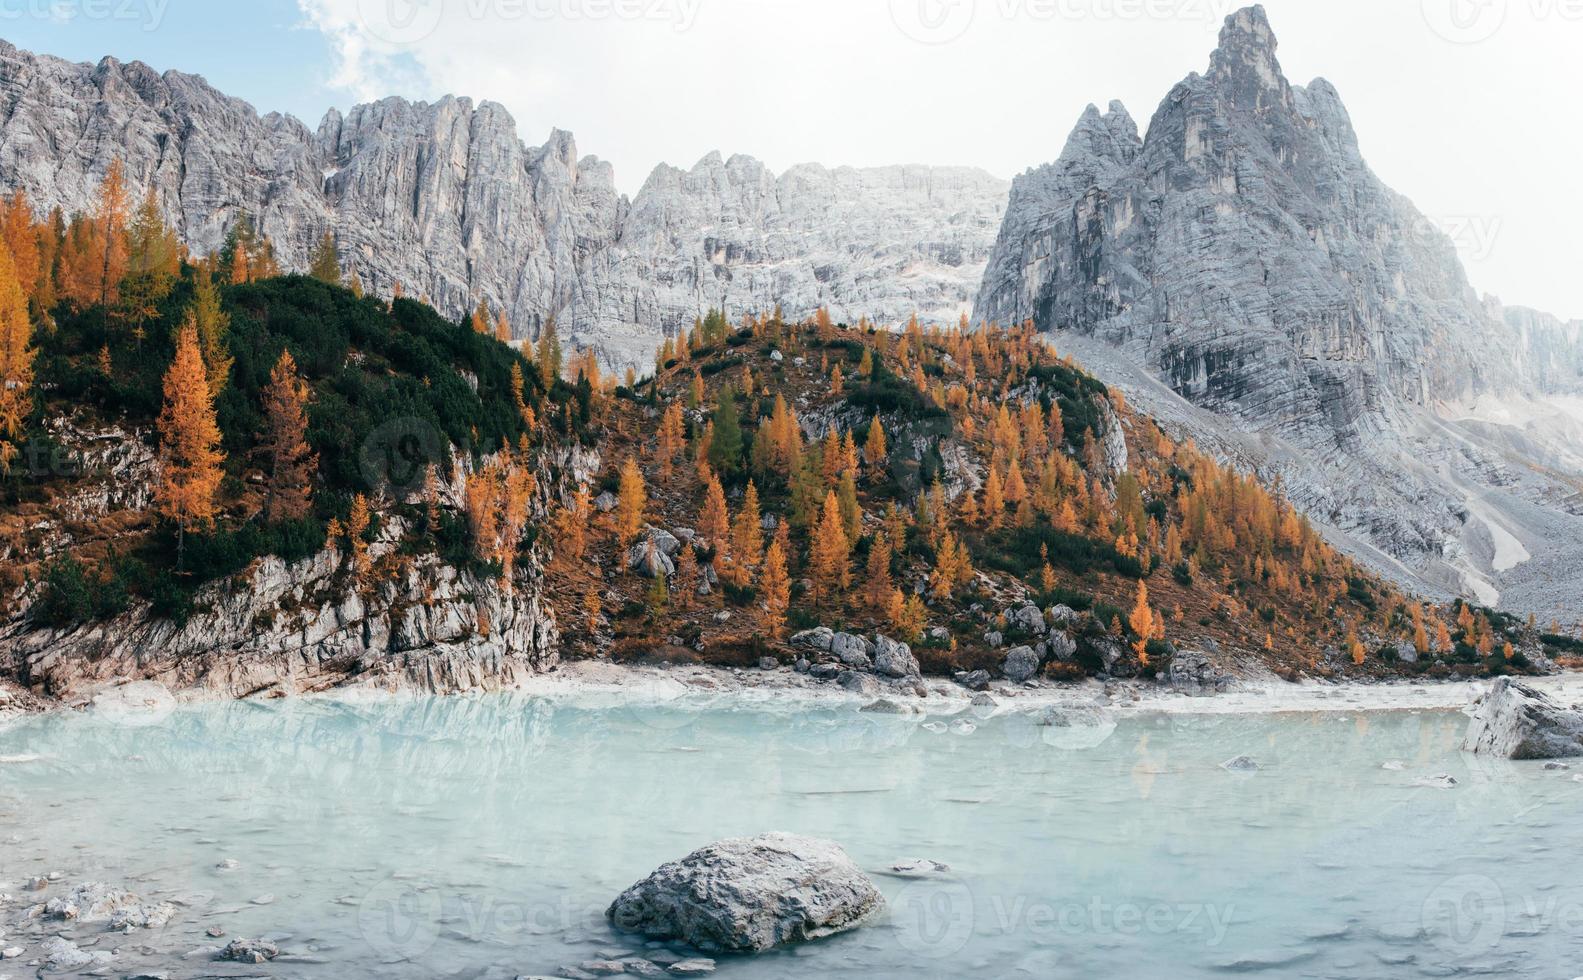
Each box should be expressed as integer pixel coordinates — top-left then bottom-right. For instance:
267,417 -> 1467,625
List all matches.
155,320 -> 227,563
761,538 -> 791,640
0,244 -> 35,471
257,350 -> 318,522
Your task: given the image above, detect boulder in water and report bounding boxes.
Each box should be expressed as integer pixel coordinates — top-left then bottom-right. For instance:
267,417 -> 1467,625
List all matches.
607,833 -> 885,952
1462,678 -> 1583,759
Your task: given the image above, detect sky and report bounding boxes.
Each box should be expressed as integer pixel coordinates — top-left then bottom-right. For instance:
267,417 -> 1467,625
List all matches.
2,0 -> 1579,319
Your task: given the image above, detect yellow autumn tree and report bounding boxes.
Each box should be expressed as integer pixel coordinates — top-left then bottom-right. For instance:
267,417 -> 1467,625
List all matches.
91,158 -> 132,305
731,480 -> 765,581
865,531 -> 894,614
1128,580 -> 1158,664
616,455 -> 646,543
657,401 -> 686,478
0,245 -> 34,472
810,490 -> 851,605
761,537 -> 791,639
864,415 -> 887,474
155,320 -> 226,562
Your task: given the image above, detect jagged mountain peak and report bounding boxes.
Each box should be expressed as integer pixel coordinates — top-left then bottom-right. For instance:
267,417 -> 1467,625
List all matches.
1201,3 -> 1292,112
1061,101 -> 1141,169
975,5 -> 1583,614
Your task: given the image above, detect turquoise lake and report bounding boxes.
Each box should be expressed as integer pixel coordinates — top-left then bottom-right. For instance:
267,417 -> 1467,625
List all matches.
1,693 -> 1579,978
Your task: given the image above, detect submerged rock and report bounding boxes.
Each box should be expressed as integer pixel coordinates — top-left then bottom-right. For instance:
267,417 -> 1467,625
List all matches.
607,833 -> 885,952
1462,678 -> 1583,759
1221,755 -> 1260,772
220,938 -> 279,963
41,936 -> 111,970
887,859 -> 951,878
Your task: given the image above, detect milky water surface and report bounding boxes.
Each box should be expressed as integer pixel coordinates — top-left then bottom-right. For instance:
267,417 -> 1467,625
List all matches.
2,694 -> 1581,978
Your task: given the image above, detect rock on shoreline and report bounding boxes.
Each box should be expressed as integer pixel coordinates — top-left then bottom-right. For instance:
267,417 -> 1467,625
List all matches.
1462,677 -> 1583,759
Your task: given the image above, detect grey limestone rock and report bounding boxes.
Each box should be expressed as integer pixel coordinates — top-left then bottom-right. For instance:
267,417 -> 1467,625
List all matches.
606,833 -> 884,953
1463,678 -> 1583,759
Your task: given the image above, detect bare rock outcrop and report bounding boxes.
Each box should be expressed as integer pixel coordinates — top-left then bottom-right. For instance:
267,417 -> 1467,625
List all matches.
1463,677 -> 1583,760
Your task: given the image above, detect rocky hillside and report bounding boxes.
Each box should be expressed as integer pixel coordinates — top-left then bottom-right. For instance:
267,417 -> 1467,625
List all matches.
0,38 -> 1005,372
0,274 -> 572,702
974,5 -> 1583,618
542,309 -> 1566,690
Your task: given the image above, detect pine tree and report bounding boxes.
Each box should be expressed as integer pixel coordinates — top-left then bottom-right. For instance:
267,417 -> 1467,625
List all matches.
0,192 -> 40,308
258,351 -> 317,522
982,465 -> 1005,528
898,593 -> 927,643
675,542 -> 698,610
122,187 -> 180,329
837,471 -> 862,540
471,298 -> 491,335
865,531 -> 895,613
558,486 -> 592,561
761,538 -> 791,640
864,415 -> 888,474
536,317 -> 562,388
811,491 -> 851,605
616,455 -> 646,543
308,231 -> 341,284
346,493 -> 372,579
731,480 -> 764,579
708,385 -> 744,476
155,320 -> 226,564
0,245 -> 34,472
657,401 -> 686,478
1410,603 -> 1430,657
1347,627 -> 1366,666
1128,580 -> 1157,664
932,533 -> 961,601
189,272 -> 232,398
94,158 -> 132,304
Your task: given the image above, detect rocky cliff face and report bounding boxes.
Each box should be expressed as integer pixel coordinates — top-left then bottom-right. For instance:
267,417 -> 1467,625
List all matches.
572,154 -> 1007,369
0,417 -> 587,704
974,5 -> 1583,615
0,39 -> 1005,370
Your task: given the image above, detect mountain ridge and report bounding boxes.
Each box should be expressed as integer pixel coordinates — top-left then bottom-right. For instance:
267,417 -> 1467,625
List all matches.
0,37 -> 1006,372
